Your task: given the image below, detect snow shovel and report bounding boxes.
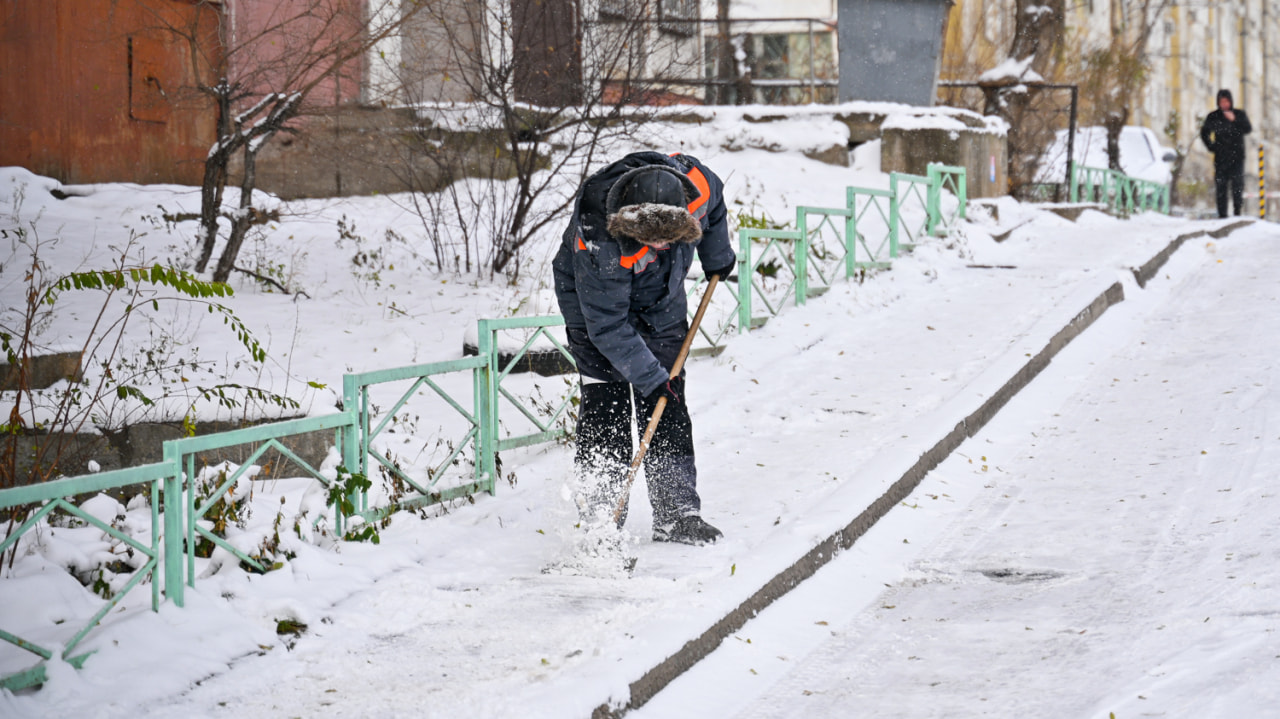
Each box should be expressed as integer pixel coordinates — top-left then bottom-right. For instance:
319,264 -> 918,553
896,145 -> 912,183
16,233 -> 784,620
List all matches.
612,273 -> 721,526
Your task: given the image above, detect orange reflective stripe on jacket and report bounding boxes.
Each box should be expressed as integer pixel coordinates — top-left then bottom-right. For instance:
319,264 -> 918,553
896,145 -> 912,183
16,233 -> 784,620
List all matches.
685,166 -> 710,215
577,236 -> 587,251
668,152 -> 711,215
619,245 -> 650,269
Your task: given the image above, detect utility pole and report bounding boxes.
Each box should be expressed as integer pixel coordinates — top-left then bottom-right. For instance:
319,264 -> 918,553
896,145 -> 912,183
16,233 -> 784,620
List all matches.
716,0 -> 734,105
1259,147 -> 1265,219
1263,0 -> 1269,220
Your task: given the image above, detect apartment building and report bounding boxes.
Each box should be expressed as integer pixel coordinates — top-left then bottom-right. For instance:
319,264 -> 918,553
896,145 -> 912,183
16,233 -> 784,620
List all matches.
941,0 -> 1278,210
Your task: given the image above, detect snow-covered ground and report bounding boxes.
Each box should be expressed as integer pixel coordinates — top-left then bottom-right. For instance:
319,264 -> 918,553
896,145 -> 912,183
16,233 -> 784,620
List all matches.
640,223 -> 1280,718
2,113 -> 1276,718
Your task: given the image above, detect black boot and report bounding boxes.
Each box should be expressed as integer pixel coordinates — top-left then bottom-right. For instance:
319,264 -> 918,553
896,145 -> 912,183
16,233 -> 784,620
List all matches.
653,515 -> 723,545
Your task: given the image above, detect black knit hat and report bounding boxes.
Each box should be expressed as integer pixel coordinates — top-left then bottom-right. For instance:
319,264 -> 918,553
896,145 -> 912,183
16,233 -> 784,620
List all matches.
605,165 -> 699,214
618,167 -> 686,208
605,165 -> 702,246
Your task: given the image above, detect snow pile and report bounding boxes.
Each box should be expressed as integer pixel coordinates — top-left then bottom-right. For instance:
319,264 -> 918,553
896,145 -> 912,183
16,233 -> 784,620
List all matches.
978,54 -> 1045,84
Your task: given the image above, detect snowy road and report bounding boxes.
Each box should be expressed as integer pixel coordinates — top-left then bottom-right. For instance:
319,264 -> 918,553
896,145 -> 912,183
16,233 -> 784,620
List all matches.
638,228 -> 1280,718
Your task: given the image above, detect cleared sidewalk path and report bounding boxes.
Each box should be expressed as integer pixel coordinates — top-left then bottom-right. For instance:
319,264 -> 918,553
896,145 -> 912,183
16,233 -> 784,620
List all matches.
679,220 -> 1280,718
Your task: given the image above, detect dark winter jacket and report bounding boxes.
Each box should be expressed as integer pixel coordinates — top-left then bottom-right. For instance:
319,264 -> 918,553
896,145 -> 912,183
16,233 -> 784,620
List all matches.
552,152 -> 736,395
1200,107 -> 1252,175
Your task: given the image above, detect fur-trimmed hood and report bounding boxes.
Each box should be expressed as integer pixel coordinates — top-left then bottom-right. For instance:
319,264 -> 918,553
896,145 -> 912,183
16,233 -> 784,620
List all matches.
606,203 -> 702,246
604,164 -> 703,246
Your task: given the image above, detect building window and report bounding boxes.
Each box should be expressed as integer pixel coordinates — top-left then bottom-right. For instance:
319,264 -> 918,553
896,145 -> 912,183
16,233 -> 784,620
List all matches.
599,0 -> 630,20
659,0 -> 697,36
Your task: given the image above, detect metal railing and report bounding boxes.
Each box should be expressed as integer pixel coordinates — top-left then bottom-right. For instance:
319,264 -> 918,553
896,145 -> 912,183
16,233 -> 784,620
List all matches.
796,205 -> 855,299
846,185 -> 897,268
734,167 -> 969,330
685,271 -> 743,357
475,317 -> 579,486
591,17 -> 839,106
170,413 -> 356,606
1069,165 -> 1170,216
928,164 -> 969,236
892,171 -> 932,250
1,160 -> 970,692
0,463 -> 171,691
737,226 -> 804,330
343,358 -> 487,522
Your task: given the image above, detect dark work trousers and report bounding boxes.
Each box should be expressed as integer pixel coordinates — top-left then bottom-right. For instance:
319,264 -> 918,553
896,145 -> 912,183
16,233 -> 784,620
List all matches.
574,377 -> 700,527
1215,173 -> 1244,218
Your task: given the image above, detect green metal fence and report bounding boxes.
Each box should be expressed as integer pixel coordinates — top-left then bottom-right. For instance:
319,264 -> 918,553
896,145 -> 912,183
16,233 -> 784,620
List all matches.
169,413 -> 358,605
0,463 -> 171,691
737,227 -> 804,331
796,205 -> 855,298
343,358 -> 487,522
846,185 -> 897,268
1,158 -> 972,692
927,163 -> 968,236
476,317 -> 579,486
733,168 -> 969,332
1069,164 -> 1170,216
685,269 -> 743,357
891,171 -> 933,251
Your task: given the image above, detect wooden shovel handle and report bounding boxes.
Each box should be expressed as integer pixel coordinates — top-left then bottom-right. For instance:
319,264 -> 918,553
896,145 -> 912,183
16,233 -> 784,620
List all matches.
612,274 -> 721,524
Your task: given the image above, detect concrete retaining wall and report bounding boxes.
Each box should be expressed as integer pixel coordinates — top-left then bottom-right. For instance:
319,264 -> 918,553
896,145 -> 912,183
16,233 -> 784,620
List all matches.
6,419 -> 332,495
880,123 -> 1008,198
240,105 -> 1009,200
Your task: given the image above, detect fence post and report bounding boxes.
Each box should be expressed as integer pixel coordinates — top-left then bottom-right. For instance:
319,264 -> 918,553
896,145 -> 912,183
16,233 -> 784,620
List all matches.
476,320 -> 497,491
471,357 -> 488,490
845,188 -> 858,278
926,165 -> 941,237
340,373 -> 360,530
956,166 -> 968,219
889,174 -> 901,258
161,441 -> 183,608
1069,162 -> 1079,203
737,229 -> 753,333
149,476 -> 161,610
795,208 -> 809,305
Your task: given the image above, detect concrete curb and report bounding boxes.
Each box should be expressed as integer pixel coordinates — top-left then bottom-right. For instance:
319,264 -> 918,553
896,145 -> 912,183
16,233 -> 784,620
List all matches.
1132,219 -> 1254,288
595,221 -> 1260,718
597,281 -> 1123,719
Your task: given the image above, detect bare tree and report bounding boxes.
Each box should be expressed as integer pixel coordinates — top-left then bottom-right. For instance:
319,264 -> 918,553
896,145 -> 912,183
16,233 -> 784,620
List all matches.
386,1 -> 704,278
1074,0 -> 1172,171
1164,110 -> 1189,207
1009,0 -> 1066,80
140,0 -> 427,283
972,0 -> 1067,197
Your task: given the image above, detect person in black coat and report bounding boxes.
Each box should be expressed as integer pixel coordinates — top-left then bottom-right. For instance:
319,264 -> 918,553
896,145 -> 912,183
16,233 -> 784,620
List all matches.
1199,89 -> 1252,218
552,151 -> 736,545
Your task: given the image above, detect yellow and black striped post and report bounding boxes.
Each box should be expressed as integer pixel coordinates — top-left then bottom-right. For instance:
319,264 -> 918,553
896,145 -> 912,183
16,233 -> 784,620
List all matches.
1260,147 -> 1266,220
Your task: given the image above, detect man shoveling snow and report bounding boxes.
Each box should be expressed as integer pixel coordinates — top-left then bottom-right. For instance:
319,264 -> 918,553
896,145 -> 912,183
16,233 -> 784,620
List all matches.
552,151 -> 735,546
